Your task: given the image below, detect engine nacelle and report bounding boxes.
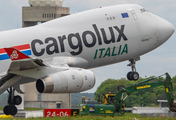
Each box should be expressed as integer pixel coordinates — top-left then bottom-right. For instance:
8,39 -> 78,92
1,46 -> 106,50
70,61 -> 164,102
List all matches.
36,69 -> 96,93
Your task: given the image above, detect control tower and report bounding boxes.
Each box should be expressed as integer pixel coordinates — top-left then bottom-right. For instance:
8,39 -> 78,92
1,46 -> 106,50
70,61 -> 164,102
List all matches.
22,0 -> 71,109
23,0 -> 69,27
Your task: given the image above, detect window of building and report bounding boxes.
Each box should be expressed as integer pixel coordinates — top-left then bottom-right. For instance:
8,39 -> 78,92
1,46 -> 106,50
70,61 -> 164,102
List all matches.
56,103 -> 61,108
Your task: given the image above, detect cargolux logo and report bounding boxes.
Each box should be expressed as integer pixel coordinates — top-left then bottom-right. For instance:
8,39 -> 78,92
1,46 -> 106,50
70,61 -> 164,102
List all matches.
10,50 -> 19,60
31,24 -> 128,56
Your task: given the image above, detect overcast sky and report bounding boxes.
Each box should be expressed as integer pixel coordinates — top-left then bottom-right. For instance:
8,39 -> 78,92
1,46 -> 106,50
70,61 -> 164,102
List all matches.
0,0 -> 175,93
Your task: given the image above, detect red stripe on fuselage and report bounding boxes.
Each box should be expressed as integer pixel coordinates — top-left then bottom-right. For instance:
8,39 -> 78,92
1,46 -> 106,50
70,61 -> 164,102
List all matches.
0,44 -> 30,54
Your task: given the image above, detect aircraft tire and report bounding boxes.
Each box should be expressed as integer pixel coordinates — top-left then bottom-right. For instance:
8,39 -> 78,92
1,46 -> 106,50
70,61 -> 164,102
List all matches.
10,106 -> 17,116
3,105 -> 10,115
131,72 -> 139,81
127,72 -> 133,80
13,95 -> 22,105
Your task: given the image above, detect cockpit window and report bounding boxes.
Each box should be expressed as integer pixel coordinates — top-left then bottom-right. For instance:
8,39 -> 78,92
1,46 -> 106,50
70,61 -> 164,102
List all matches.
140,8 -> 148,13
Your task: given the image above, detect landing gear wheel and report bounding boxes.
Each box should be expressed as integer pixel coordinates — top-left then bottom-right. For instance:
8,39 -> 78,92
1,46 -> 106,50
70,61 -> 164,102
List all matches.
127,58 -> 140,81
131,72 -> 139,81
3,87 -> 20,116
3,105 -> 10,115
127,72 -> 139,81
13,95 -> 22,105
10,106 -> 17,116
127,72 -> 133,80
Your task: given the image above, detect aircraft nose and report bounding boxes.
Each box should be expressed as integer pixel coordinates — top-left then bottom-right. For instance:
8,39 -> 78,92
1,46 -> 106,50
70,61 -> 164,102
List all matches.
153,15 -> 175,42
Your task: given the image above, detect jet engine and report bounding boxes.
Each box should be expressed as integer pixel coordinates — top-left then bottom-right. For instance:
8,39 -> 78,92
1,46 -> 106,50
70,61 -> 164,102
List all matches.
36,69 -> 95,93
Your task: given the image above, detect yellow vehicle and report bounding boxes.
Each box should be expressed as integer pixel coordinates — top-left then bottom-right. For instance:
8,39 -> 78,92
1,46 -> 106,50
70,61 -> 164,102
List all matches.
0,114 -> 13,118
102,92 -> 116,104
102,92 -> 125,111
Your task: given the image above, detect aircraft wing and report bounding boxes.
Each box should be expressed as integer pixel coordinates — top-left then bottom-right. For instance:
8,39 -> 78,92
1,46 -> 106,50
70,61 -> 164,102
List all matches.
4,47 -> 68,79
0,47 -> 68,94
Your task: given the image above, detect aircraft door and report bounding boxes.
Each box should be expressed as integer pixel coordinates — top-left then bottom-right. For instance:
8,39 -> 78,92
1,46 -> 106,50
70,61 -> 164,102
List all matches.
130,10 -> 138,20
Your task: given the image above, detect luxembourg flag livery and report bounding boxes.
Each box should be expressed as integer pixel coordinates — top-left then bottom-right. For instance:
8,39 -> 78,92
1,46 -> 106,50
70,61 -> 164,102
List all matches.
0,44 -> 32,61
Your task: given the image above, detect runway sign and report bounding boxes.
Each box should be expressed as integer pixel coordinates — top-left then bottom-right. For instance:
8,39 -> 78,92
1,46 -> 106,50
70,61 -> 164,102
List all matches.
44,109 -> 79,117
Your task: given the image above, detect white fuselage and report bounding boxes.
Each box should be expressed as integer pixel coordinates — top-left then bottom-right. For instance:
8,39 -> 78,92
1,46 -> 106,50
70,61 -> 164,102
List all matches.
0,4 -> 174,74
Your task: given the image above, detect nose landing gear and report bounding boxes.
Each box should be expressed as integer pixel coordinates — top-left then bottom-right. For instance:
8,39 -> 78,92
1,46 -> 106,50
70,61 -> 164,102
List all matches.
127,58 -> 140,81
3,87 -> 22,116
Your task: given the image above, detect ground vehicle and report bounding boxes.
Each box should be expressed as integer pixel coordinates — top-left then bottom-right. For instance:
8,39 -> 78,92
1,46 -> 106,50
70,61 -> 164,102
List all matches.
80,73 -> 176,116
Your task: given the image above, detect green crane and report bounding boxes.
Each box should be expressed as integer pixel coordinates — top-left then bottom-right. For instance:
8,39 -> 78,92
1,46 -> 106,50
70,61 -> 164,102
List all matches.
114,73 -> 176,114
80,73 -> 176,116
